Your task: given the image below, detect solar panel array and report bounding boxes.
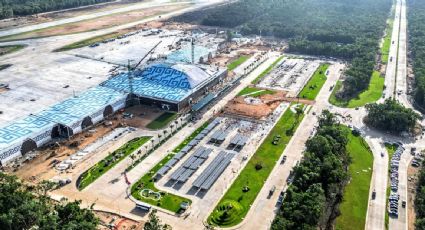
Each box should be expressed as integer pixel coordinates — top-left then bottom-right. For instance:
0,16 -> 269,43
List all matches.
193,151 -> 235,190
209,130 -> 229,144
228,134 -> 249,151
154,118 -> 221,179
170,147 -> 213,183
229,134 -> 249,146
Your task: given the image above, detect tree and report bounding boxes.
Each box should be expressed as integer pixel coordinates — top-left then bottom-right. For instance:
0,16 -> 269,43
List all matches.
365,99 -> 421,133
409,0 -> 425,110
144,210 -> 172,230
295,106 -> 304,121
226,30 -> 233,42
271,110 -> 351,229
0,0 -> 114,19
173,0 -> 391,100
0,173 -> 98,230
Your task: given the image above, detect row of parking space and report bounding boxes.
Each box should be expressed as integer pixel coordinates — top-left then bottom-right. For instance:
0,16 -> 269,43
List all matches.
154,118 -> 221,179
388,144 -> 405,217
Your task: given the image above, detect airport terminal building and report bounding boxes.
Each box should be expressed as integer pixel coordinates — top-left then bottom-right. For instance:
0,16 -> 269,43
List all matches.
101,63 -> 227,112
0,62 -> 226,165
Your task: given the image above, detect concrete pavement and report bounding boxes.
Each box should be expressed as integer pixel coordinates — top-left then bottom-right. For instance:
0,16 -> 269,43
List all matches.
51,52 -> 282,229
365,139 -> 388,230
228,62 -> 344,230
383,0 -> 401,101
395,0 -> 410,108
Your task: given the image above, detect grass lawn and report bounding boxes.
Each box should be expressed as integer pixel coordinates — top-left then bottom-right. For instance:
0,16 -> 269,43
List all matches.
335,128 -> 373,230
228,55 -> 250,71
54,32 -> 121,52
130,121 -> 210,213
381,19 -> 394,64
237,87 -> 275,97
1,4 -> 189,43
329,71 -> 384,108
0,45 -> 25,56
384,143 -> 398,229
298,63 -> 330,100
251,55 -> 284,84
146,112 -> 177,130
77,136 -> 151,190
208,104 -> 305,227
130,153 -> 191,213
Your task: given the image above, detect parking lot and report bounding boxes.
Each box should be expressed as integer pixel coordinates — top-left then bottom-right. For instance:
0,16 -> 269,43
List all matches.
256,58 -> 321,95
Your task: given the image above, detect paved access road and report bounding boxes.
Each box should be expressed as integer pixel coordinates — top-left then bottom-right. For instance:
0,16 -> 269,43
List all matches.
364,139 -> 389,230
382,0 -> 402,101
0,0 -> 226,38
238,63 -> 345,230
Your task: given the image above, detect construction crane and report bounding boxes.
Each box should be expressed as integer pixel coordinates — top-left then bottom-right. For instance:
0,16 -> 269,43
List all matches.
191,37 -> 195,64
126,41 -> 162,105
75,40 -> 162,105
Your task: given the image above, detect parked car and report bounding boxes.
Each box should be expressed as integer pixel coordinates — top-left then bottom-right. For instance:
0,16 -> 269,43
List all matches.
281,156 -> 287,164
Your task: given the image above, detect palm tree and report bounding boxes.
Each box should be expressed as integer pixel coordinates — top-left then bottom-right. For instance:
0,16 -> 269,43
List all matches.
150,139 -> 155,149
130,154 -> 136,165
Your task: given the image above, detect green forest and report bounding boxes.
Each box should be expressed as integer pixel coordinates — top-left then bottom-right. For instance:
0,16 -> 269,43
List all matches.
173,0 -> 392,100
408,0 -> 425,110
415,163 -> 425,229
271,111 -> 350,230
365,99 -> 421,133
0,0 -> 113,19
0,173 -> 98,230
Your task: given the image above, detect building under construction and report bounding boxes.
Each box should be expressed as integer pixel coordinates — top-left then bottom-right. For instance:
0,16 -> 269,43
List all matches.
0,62 -> 226,165
101,63 -> 227,112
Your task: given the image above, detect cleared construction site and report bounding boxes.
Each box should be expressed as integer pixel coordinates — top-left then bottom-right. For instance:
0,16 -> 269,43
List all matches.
0,4 -> 335,229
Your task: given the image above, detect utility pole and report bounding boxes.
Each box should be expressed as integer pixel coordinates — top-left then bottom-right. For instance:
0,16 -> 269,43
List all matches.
191,37 -> 195,64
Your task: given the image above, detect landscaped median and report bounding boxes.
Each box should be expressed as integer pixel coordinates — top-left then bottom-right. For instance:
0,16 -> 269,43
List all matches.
298,63 -> 330,100
227,55 -> 250,71
329,71 -> 385,108
381,19 -> 394,64
335,126 -> 373,230
130,121 -> 210,213
207,104 -> 305,227
0,44 -> 26,56
384,143 -> 398,229
237,87 -> 276,98
77,136 -> 152,190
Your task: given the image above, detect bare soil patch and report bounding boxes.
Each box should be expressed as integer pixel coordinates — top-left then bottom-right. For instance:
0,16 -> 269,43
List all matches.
408,163 -> 420,230
95,210 -> 143,230
8,105 -> 161,183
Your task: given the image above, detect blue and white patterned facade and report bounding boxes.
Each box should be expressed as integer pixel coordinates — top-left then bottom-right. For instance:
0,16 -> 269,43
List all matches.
0,86 -> 126,165
101,63 -> 213,102
167,45 -> 211,64
37,86 -> 126,131
0,63 -> 217,165
0,115 -> 56,163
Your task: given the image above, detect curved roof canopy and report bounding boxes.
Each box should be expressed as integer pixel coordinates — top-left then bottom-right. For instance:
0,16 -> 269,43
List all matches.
101,63 -> 214,102
141,63 -> 211,89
